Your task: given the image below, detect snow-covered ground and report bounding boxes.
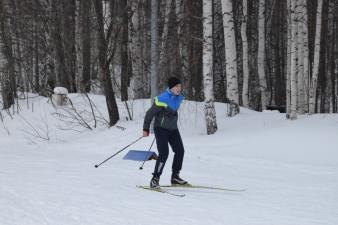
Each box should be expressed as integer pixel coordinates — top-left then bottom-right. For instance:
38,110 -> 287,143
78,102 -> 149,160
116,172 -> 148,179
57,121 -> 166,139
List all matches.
1,94 -> 337,225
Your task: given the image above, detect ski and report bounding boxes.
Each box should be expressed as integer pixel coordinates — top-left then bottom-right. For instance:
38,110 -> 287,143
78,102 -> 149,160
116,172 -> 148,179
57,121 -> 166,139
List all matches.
136,185 -> 185,197
141,184 -> 245,192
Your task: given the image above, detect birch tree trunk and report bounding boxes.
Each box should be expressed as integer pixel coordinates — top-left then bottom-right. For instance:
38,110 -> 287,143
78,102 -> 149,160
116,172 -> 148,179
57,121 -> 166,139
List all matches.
176,0 -> 189,96
203,0 -> 217,135
150,0 -> 159,98
221,0 -> 239,105
302,0 -> 310,113
241,0 -> 249,108
286,0 -> 291,117
309,0 -> 323,114
297,0 -> 305,114
159,0 -> 172,85
290,0 -> 298,120
129,0 -> 143,99
257,0 -> 268,110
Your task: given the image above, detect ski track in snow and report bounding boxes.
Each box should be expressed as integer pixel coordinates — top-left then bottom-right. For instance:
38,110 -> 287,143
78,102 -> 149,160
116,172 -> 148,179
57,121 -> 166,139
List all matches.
1,94 -> 338,225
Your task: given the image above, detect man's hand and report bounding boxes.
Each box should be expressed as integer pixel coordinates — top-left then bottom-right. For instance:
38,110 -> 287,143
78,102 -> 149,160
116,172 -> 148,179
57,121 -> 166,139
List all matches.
143,130 -> 149,137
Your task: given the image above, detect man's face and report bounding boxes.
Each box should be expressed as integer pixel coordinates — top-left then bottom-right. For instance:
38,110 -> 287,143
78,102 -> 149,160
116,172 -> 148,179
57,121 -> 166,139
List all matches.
171,84 -> 182,96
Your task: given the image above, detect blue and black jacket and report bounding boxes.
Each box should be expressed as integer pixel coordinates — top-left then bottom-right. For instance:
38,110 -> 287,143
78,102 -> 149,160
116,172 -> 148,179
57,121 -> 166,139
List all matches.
143,88 -> 184,132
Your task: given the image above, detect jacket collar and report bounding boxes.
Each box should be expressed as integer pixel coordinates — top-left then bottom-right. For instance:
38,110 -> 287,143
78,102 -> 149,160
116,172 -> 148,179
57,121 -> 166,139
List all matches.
166,88 -> 179,97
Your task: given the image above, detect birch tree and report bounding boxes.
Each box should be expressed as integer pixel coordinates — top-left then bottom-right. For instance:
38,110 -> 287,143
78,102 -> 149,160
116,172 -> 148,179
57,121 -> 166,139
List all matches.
257,0 -> 268,110
309,0 -> 323,114
241,0 -> 249,108
297,0 -> 305,114
176,0 -> 191,98
301,0 -> 310,113
150,0 -> 159,98
221,0 -> 239,107
159,0 -> 172,85
203,0 -> 217,135
290,0 -> 298,120
286,0 -> 291,117
129,0 -> 144,99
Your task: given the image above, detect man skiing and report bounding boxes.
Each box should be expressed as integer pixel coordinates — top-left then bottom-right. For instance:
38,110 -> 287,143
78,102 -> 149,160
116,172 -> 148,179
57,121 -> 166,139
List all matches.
143,77 -> 188,189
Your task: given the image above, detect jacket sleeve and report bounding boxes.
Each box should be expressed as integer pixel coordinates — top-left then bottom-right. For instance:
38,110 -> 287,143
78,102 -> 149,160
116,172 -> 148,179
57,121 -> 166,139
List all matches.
143,103 -> 162,132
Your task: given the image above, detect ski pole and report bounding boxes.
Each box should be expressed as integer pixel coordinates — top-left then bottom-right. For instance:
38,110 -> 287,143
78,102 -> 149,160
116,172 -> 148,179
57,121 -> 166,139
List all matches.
139,137 -> 156,170
95,136 -> 143,168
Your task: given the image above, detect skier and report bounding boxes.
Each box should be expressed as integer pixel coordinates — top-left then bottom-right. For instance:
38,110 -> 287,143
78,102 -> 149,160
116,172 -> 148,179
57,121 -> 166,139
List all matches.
143,77 -> 188,188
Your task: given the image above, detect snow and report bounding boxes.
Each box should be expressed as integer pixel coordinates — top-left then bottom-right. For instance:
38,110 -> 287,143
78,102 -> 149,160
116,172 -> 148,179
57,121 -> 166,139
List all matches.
53,87 -> 69,95
1,94 -> 338,225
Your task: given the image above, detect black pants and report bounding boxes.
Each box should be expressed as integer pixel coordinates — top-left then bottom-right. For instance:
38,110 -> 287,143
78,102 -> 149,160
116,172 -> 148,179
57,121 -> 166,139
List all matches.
153,127 -> 185,177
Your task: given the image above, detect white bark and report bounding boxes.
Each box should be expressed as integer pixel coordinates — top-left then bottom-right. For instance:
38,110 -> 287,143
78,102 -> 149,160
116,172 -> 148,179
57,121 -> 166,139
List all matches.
221,0 -> 239,104
302,0 -> 310,113
175,0 -> 189,90
309,0 -> 323,114
297,0 -> 305,114
290,0 -> 298,120
203,0 -> 217,135
159,0 -> 173,81
257,0 -> 268,110
150,0 -> 159,98
241,0 -> 249,108
286,0 -> 291,117
129,0 -> 143,99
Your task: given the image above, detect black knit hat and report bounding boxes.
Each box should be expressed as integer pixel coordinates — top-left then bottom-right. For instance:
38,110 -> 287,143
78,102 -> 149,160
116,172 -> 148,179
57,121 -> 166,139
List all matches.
167,77 -> 181,89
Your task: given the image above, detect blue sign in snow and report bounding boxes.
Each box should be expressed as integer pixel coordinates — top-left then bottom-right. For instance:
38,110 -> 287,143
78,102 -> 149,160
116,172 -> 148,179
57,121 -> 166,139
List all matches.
123,150 -> 158,161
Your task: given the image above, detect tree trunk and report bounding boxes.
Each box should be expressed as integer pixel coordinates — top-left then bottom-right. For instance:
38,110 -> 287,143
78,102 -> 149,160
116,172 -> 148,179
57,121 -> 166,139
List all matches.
93,0 -> 119,126
129,0 -> 144,99
302,0 -> 310,113
62,0 -> 77,93
0,0 -> 15,109
309,0 -> 323,114
33,1 -> 40,93
34,33 -> 40,93
297,0 -> 305,114
212,0 -> 227,103
159,0 -> 172,89
81,0 -> 91,93
176,0 -> 189,98
241,0 -> 249,108
257,0 -> 268,110
203,0 -> 217,135
221,0 -> 239,105
290,0 -> 298,120
75,0 -> 82,92
120,0 -> 129,101
150,0 -> 159,98
286,0 -> 291,117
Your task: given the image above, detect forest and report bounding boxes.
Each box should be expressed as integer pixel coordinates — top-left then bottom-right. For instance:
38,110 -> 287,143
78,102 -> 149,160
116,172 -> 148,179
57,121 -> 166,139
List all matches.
0,0 -> 337,130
